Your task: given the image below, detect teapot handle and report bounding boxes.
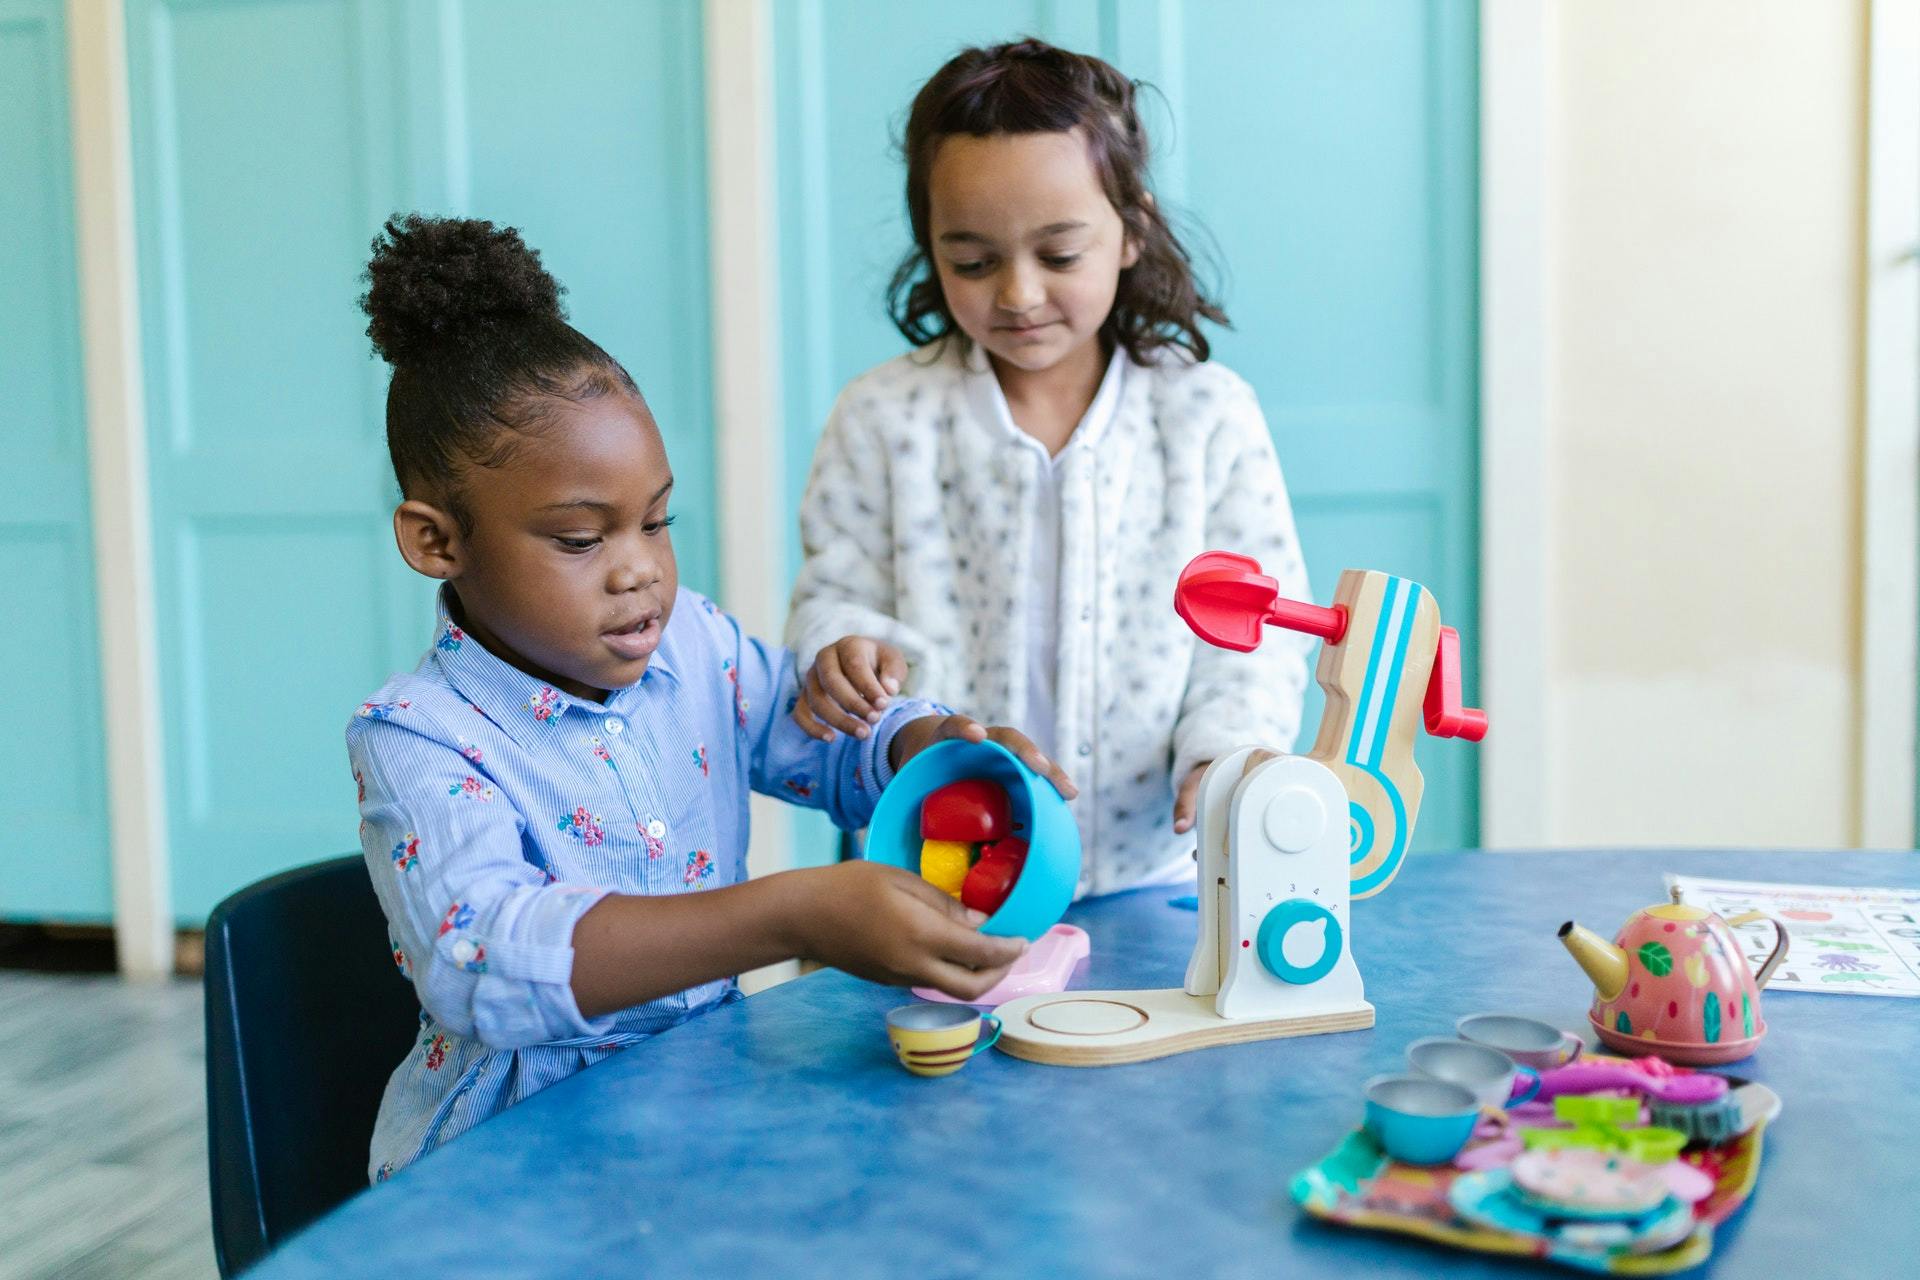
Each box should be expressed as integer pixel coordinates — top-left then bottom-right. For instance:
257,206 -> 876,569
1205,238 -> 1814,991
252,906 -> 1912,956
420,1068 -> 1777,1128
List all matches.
1725,911 -> 1791,988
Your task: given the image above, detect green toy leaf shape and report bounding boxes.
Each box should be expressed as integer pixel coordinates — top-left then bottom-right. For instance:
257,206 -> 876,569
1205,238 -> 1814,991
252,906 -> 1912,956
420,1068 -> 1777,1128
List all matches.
1743,992 -> 1754,1038
1615,1011 -> 1632,1034
1703,992 -> 1722,1043
1637,940 -> 1674,977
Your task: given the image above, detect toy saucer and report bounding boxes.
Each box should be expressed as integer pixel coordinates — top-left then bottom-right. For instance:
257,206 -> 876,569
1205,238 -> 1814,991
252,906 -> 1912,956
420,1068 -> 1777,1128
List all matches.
1511,1148 -> 1669,1219
1450,1170 -> 1695,1255
912,924 -> 1089,1007
1729,1081 -> 1782,1132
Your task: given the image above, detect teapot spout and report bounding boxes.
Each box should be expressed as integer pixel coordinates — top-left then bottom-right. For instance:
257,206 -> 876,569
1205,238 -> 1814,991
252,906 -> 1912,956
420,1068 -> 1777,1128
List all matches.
1558,921 -> 1629,1001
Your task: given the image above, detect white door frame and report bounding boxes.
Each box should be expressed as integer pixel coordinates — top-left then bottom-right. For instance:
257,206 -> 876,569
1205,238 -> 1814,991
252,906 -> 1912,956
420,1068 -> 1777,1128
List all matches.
1859,0 -> 1920,848
1477,0 -> 1552,847
705,0 -> 801,991
67,0 -> 174,977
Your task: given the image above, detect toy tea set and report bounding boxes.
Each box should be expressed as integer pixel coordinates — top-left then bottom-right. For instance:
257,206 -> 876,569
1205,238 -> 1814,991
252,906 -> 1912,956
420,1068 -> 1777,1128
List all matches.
869,551 -> 1783,1271
1291,842 -> 1790,1270
1296,1004 -> 1785,1273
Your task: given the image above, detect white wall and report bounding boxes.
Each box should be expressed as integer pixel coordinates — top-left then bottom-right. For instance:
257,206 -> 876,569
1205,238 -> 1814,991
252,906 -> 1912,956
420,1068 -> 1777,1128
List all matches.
1545,0 -> 1868,846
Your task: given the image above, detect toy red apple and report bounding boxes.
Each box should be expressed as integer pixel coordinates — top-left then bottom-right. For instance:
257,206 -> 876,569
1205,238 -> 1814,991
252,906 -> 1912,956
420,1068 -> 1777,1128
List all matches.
920,778 -> 1013,843
961,836 -> 1028,914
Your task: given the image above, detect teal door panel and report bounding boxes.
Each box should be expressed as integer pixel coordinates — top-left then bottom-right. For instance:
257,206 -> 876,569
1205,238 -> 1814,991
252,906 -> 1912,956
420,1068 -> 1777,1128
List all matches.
0,0 -> 114,921
423,0 -> 716,598
1165,0 -> 1480,850
774,0 -> 1479,856
126,0 -> 714,919
127,0 -> 424,921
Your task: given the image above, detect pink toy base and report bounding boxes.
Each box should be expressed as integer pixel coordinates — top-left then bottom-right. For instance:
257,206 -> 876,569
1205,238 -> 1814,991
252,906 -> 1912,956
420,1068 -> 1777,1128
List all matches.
914,924 -> 1089,1008
1590,1015 -> 1763,1066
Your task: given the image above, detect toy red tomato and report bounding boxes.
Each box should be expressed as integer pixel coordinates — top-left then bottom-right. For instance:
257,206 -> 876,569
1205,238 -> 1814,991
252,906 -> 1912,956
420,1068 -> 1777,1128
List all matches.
960,837 -> 1028,914
920,778 -> 1013,843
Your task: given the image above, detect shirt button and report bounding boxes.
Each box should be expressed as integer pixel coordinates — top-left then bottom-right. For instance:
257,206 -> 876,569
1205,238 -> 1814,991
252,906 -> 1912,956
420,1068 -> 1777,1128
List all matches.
605,717 -> 624,735
1080,607 -> 1093,622
1078,742 -> 1092,757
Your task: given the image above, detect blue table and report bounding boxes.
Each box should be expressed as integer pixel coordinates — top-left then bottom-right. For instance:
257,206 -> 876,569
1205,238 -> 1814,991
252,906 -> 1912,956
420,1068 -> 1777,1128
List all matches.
254,851 -> 1918,1278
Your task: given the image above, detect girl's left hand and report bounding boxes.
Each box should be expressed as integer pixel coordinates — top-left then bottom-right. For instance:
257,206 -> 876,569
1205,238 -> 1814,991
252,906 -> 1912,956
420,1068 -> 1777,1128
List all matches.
795,636 -> 909,742
1174,750 -> 1278,834
890,714 -> 1078,801
1173,763 -> 1208,834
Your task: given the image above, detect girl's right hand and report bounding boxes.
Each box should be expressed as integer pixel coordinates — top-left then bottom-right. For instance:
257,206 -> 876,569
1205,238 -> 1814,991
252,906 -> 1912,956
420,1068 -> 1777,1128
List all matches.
794,637 -> 908,741
784,861 -> 1026,999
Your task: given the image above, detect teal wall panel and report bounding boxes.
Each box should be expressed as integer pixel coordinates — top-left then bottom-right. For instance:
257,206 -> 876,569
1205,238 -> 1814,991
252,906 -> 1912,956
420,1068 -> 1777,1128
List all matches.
127,0 -> 423,921
773,0 -> 1479,856
1139,0 -> 1482,849
0,0 -> 114,921
435,0 -> 716,598
126,0 -> 715,919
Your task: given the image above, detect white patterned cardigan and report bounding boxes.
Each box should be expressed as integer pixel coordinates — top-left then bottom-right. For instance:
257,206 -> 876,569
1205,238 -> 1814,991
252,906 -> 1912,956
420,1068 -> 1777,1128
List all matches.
785,342 -> 1312,895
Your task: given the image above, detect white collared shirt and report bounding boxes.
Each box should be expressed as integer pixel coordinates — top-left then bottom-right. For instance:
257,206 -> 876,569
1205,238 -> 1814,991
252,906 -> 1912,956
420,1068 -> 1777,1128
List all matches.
963,344 -> 1128,762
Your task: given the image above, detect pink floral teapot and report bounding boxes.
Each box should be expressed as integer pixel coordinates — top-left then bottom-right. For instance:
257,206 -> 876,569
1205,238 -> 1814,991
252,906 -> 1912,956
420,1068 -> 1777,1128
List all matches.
1559,893 -> 1788,1065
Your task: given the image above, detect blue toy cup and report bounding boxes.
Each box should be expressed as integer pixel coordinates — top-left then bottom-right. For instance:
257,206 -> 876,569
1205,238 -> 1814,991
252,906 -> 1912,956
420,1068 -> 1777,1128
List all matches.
866,738 -> 1081,940
1363,1074 -> 1480,1165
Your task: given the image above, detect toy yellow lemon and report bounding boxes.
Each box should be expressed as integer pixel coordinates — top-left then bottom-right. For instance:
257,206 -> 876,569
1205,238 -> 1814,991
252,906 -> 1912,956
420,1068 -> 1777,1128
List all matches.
885,1003 -> 1002,1077
918,840 -> 972,897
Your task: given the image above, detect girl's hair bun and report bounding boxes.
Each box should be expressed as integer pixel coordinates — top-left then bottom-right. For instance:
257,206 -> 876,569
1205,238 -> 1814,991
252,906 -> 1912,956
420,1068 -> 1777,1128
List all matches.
360,214 -> 567,366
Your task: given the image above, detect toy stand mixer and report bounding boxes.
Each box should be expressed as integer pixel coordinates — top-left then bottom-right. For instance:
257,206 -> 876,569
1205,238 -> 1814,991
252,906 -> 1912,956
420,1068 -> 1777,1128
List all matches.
995,552 -> 1487,1066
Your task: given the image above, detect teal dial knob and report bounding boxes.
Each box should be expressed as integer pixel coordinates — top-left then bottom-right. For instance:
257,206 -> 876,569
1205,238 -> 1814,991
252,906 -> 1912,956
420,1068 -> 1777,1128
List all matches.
1255,898 -> 1342,985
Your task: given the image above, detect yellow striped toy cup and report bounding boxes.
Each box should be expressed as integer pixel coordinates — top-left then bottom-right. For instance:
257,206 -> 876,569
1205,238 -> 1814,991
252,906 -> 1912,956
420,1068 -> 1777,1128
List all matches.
885,1002 -> 1002,1077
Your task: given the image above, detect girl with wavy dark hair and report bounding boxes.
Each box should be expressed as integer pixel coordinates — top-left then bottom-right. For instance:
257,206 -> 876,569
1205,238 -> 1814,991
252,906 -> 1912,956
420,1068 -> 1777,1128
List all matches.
786,40 -> 1313,896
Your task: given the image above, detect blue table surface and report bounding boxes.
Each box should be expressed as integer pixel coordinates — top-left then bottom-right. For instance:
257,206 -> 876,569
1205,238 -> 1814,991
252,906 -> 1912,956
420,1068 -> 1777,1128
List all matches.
254,851 -> 1920,1279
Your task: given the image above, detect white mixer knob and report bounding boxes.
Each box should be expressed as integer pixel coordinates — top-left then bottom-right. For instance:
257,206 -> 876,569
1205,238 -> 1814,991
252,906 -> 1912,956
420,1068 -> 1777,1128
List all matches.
1262,785 -> 1327,854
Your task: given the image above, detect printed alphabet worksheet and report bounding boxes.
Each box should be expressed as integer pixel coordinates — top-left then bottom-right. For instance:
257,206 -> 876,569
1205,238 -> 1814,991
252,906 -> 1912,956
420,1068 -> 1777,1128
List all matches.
1667,874 -> 1920,998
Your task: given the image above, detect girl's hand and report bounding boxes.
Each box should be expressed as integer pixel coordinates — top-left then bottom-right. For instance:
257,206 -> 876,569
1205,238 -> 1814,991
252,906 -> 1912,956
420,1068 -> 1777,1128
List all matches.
787,861 -> 1027,999
889,714 -> 1078,801
1173,750 -> 1279,834
794,637 -> 908,741
1172,763 -> 1209,834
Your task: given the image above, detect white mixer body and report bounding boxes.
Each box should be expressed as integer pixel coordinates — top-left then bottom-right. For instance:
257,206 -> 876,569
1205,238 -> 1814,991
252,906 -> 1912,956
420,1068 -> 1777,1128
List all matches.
1186,750 -> 1369,1023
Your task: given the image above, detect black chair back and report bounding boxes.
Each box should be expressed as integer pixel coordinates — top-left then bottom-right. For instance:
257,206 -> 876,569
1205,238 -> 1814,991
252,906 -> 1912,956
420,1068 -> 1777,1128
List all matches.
204,855 -> 418,1276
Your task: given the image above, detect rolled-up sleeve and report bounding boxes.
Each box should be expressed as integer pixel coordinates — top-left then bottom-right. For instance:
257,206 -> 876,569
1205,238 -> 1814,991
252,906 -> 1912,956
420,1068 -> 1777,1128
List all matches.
718,608 -> 942,830
348,709 -> 614,1050
785,388 -> 948,697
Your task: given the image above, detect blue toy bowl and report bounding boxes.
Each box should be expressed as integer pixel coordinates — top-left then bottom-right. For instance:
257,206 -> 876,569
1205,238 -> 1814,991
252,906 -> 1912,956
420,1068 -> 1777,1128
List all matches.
866,739 -> 1081,940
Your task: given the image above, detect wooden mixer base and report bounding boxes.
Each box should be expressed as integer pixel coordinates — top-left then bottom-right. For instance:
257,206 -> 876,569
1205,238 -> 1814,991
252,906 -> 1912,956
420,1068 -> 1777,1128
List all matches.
993,987 -> 1375,1067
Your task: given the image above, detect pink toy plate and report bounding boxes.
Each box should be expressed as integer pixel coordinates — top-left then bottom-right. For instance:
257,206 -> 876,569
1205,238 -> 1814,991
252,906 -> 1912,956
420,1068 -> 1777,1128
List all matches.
913,924 -> 1090,1007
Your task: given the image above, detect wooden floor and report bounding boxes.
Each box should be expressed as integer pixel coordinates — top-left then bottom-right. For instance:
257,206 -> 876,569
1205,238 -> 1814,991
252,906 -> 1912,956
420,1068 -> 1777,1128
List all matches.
0,973 -> 216,1280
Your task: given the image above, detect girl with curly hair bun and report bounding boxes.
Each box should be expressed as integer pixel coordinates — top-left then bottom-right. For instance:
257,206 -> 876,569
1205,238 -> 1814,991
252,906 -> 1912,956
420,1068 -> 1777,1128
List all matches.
786,39 -> 1313,897
348,214 -> 1071,1179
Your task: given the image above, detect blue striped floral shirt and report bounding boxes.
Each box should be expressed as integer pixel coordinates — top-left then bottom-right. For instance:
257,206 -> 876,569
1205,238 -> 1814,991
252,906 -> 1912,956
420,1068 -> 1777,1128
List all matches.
347,588 -> 938,1181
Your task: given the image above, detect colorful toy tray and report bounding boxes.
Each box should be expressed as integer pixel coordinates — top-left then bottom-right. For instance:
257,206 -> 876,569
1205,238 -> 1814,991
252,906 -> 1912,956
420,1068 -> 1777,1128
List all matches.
1289,1076 -> 1775,1274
